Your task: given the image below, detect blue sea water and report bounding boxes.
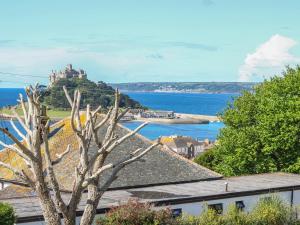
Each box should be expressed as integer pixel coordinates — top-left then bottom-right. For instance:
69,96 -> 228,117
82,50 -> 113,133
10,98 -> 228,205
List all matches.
121,92 -> 238,140
0,88 -> 26,108
0,89 -> 236,148
0,88 -> 26,147
123,92 -> 237,116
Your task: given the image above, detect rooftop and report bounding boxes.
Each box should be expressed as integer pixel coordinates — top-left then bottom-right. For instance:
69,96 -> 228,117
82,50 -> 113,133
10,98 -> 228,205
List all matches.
2,173 -> 300,222
0,116 -> 222,191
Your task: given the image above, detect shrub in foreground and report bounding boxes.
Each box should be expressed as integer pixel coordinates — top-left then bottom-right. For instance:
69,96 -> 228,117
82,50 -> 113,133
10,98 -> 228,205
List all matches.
0,202 -> 16,225
96,199 -> 177,225
97,196 -> 299,225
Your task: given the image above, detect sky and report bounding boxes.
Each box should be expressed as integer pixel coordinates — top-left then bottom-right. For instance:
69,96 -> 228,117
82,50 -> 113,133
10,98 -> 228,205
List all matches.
0,0 -> 300,87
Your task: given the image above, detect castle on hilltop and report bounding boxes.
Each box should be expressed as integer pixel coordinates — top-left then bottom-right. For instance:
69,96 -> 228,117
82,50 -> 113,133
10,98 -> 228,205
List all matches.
49,64 -> 87,86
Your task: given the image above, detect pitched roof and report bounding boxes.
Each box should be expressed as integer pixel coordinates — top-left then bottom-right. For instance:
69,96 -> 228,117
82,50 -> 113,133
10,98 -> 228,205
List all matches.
0,116 -> 222,191
161,136 -> 204,149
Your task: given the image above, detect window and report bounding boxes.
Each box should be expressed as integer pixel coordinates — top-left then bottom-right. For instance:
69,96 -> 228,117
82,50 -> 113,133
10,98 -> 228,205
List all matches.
235,201 -> 245,210
208,203 -> 223,214
172,208 -> 182,218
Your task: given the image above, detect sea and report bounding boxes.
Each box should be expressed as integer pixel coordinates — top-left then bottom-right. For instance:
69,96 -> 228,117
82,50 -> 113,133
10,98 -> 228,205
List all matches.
0,88 -> 237,148
122,92 -> 236,140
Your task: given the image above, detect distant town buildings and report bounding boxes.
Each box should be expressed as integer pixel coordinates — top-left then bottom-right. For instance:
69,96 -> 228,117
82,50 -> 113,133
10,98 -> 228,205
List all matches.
49,64 -> 87,86
137,110 -> 175,119
161,135 -> 214,159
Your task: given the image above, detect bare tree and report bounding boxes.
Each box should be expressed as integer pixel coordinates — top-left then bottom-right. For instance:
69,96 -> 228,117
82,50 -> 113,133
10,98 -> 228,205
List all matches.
0,85 -> 160,225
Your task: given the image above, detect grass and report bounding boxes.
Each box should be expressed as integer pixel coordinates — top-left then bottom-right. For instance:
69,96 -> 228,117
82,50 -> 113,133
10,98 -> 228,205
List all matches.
0,105 -> 71,120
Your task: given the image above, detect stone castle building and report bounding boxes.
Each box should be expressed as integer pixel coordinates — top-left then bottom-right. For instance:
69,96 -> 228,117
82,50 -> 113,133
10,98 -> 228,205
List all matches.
49,64 -> 87,85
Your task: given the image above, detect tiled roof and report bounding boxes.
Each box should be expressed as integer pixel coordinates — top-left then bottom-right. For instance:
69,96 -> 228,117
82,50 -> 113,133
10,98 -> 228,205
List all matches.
161,136 -> 204,149
0,116 -> 222,191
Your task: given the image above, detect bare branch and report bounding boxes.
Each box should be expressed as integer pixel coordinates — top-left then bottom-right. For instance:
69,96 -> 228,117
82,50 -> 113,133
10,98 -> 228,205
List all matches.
63,85 -> 73,106
0,127 -> 36,162
18,94 -> 29,124
11,107 -> 32,136
105,122 -> 148,153
97,142 -> 160,193
0,140 -> 31,165
9,119 -> 27,141
42,126 -> 68,215
0,161 -> 31,184
94,107 -> 113,131
52,145 -> 71,165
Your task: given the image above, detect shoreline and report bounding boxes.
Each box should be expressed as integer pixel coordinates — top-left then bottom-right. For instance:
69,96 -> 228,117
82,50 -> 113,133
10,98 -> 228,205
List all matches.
124,113 -> 220,125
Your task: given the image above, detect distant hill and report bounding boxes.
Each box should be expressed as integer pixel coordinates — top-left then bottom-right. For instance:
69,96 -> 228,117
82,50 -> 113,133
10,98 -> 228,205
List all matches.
110,82 -> 257,94
41,78 -> 143,109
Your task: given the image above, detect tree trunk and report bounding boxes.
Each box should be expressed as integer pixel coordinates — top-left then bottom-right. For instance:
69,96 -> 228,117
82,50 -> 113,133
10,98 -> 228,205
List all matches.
37,186 -> 62,225
64,215 -> 76,225
80,184 -> 102,225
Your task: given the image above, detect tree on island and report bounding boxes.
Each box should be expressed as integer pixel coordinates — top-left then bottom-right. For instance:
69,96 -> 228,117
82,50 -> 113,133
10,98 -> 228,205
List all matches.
195,66 -> 300,176
0,85 -> 159,225
41,78 -> 143,109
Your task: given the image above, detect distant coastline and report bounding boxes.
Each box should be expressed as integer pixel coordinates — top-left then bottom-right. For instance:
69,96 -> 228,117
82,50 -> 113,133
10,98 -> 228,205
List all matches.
119,90 -> 241,94
110,82 -> 256,94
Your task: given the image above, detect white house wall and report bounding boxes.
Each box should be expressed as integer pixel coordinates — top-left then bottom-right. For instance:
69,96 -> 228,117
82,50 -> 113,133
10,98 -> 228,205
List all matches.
168,191 -> 296,216
16,190 -> 300,225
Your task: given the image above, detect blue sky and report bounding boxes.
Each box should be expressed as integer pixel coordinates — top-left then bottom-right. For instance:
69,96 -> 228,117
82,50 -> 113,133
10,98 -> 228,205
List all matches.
0,0 -> 300,87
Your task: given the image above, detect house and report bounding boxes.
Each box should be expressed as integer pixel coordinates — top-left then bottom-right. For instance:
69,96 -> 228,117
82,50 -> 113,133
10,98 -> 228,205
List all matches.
2,173 -> 300,224
119,112 -> 135,121
1,118 -> 300,224
138,110 -> 175,119
161,135 -> 213,159
49,64 -> 87,86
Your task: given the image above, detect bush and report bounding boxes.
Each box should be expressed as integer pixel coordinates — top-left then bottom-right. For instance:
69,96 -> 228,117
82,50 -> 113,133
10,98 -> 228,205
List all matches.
251,196 -> 299,225
97,197 -> 299,225
96,199 -> 178,225
0,202 -> 16,225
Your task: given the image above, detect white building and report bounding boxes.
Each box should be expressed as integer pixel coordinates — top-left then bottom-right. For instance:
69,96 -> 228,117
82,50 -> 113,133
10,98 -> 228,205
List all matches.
2,173 -> 300,224
161,135 -> 213,158
1,122 -> 300,224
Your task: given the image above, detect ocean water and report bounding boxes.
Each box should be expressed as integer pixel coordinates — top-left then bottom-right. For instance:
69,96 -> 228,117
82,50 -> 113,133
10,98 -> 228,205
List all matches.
123,121 -> 225,141
0,88 -> 26,108
123,92 -> 237,116
0,89 -> 236,148
121,92 -> 237,140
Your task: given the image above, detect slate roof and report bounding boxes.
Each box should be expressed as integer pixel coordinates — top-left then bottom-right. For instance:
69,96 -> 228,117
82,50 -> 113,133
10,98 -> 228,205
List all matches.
0,116 -> 222,191
53,123 -> 222,190
161,136 -> 204,149
2,173 -> 300,222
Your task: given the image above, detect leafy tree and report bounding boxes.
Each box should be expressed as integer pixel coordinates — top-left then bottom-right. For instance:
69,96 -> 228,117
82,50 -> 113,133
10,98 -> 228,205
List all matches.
195,66 -> 300,176
41,78 -> 143,109
0,202 -> 16,225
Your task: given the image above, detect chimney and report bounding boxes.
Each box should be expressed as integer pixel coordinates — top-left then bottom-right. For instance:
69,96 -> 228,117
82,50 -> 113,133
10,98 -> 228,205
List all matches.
225,182 -> 229,192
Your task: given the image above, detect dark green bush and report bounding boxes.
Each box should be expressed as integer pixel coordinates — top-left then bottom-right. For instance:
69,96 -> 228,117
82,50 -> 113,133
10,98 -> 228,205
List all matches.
0,202 -> 16,225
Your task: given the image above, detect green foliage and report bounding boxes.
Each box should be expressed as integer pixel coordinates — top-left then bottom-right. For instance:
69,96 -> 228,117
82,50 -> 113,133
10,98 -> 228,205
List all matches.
250,196 -> 299,225
41,78 -> 143,109
0,202 -> 16,225
96,197 -> 299,225
195,66 -> 300,175
177,196 -> 299,225
96,199 -> 177,225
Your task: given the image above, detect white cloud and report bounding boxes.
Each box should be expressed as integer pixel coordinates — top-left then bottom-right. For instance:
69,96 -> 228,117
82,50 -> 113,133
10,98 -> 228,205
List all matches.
0,47 -> 151,75
238,34 -> 300,81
